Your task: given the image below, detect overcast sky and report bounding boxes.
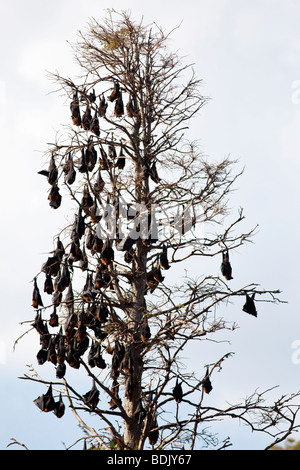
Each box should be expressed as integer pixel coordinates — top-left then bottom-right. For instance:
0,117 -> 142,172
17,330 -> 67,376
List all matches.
1,0 -> 300,450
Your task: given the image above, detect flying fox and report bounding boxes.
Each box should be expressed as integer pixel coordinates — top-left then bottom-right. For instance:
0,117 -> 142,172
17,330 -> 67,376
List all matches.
221,251 -> 233,280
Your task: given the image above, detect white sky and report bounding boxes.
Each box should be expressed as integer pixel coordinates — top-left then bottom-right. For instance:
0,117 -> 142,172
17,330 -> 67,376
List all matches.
1,0 -> 300,450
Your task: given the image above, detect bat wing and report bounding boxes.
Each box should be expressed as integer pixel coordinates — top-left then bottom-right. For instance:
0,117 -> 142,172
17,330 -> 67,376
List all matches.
38,170 -> 49,177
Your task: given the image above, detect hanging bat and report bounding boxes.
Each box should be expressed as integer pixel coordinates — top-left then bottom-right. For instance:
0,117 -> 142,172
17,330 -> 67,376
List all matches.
77,209 -> 86,239
96,301 -> 109,323
94,265 -> 104,289
141,210 -> 159,245
79,244 -> 89,271
243,293 -> 257,317
44,273 -> 54,295
53,269 -> 60,292
65,335 -> 80,364
221,251 -> 233,280
47,336 -> 57,365
76,308 -> 87,338
134,401 -> 146,425
41,255 -> 61,277
146,265 -> 165,293
100,239 -> 114,265
116,145 -> 126,169
66,347 -> 80,369
120,346 -> 134,375
53,393 -> 65,418
36,347 -> 48,365
74,335 -> 89,358
91,110 -> 100,137
202,367 -> 213,394
109,378 -> 120,410
52,289 -> 63,307
32,278 -> 44,309
108,142 -> 117,160
116,231 -> 136,252
149,161 -> 160,184
172,379 -> 183,403
111,340 -> 125,373
48,183 -> 60,202
64,283 -> 74,311
63,153 -> 72,174
71,208 -> 85,240
55,238 -> 65,261
85,139 -> 98,172
86,229 -> 95,250
94,263 -> 110,289
88,341 -> 106,369
98,94 -> 108,117
56,362 -> 66,379
76,320 -> 87,343
125,374 -> 135,399
148,419 -> 159,446
89,198 -> 102,224
70,239 -> 83,262
88,88 -> 96,103
49,192 -> 62,210
56,328 -> 66,364
39,333 -> 50,351
78,148 -> 88,173
159,245 -> 170,270
126,95 -> 137,118
38,155 -> 58,186
49,307 -> 59,327
114,94 -> 124,117
94,352 -> 106,369
124,247 -> 135,264
47,155 -> 58,185
33,384 -> 55,412
82,272 -> 97,302
93,169 -> 105,194
99,145 -> 112,171
65,156 -> 76,185
83,380 -> 99,410
64,311 -> 78,341
70,91 -> 81,126
108,80 -> 121,102
88,340 -> 98,368
48,184 -> 62,209
81,185 -> 94,212
56,262 -> 70,293
82,105 -> 92,131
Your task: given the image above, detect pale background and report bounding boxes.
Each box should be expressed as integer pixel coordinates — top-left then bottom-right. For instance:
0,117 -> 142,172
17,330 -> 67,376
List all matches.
1,0 -> 300,450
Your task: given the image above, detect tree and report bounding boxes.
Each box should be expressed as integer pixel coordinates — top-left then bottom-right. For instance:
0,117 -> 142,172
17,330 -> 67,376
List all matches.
20,10 -> 300,450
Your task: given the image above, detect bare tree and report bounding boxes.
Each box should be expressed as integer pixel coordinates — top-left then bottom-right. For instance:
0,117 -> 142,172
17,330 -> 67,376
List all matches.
20,10 -> 300,450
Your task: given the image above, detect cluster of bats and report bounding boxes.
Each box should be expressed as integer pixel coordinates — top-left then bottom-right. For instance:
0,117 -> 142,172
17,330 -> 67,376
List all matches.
172,366 -> 213,405
70,80 -> 138,129
221,251 -> 257,317
38,80 -> 131,212
32,80 -> 257,437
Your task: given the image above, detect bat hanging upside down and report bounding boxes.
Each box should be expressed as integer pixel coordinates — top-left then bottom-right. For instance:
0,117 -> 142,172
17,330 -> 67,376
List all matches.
221,250 -> 233,280
243,293 -> 257,317
202,367 -> 213,394
172,379 -> 183,403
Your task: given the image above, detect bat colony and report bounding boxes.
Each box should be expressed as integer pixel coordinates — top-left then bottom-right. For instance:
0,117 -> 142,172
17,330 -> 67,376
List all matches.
32,80 -> 257,440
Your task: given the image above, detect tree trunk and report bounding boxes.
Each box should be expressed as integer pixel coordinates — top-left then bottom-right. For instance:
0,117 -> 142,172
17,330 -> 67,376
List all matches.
123,152 -> 148,448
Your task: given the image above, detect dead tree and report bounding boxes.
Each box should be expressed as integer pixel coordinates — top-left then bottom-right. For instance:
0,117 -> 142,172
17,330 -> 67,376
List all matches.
20,11 -> 300,450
